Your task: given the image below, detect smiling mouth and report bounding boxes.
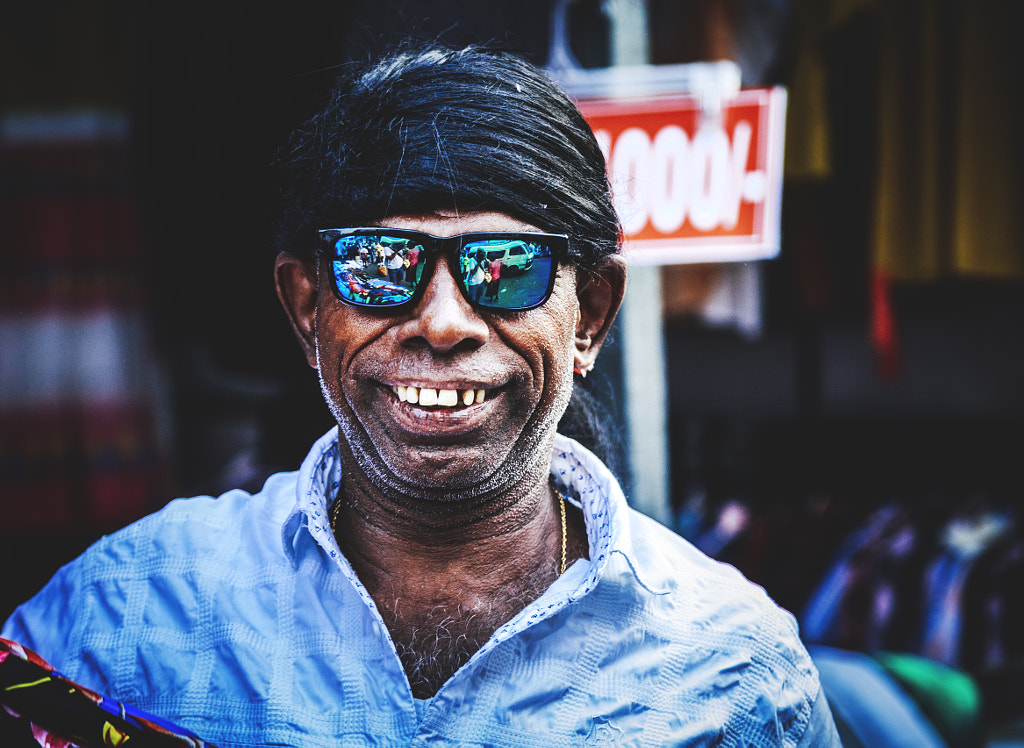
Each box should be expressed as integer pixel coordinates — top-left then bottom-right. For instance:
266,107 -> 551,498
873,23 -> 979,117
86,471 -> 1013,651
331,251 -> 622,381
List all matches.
391,385 -> 488,408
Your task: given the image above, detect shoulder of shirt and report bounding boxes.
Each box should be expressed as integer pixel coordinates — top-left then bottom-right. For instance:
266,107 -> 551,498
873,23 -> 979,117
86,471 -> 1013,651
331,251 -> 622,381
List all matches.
620,509 -> 822,739
627,508 -> 800,629
78,470 -> 300,568
553,434 -> 789,616
551,435 -> 808,672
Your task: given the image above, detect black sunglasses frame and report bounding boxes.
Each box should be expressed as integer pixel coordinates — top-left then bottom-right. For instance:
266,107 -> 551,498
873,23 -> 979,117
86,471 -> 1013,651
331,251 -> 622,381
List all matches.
316,227 -> 572,313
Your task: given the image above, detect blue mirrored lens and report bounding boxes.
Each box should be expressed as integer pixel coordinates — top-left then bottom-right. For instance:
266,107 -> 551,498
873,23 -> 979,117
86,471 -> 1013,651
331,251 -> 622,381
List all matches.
328,235 -> 422,307
459,239 -> 554,310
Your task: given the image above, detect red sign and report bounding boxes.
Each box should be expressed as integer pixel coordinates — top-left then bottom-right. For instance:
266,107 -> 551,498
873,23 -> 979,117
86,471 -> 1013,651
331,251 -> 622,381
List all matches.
578,87 -> 787,265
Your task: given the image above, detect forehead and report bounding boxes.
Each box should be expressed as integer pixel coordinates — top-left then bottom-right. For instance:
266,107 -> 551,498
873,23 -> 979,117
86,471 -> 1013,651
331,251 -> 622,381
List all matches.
374,211 -> 544,237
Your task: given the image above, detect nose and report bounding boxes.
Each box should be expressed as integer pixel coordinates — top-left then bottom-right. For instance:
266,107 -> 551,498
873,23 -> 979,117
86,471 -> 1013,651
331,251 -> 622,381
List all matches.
396,257 -> 489,353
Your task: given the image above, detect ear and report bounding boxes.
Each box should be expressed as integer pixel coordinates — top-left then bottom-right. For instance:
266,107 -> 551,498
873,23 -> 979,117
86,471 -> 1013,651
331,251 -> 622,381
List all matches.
274,252 -> 320,369
574,255 -> 627,375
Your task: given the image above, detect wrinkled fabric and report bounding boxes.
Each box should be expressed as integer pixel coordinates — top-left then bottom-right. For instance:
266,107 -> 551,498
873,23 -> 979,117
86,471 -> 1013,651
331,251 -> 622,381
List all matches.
4,429 -> 836,747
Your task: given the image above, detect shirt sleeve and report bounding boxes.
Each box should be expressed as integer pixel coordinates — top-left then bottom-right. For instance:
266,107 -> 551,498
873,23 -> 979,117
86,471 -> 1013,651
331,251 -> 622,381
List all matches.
794,686 -> 843,748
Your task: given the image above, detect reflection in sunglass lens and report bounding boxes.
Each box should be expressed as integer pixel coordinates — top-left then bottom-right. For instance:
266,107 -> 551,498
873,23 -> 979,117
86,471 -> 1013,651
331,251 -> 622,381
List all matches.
461,239 -> 554,311
321,230 -> 562,311
328,235 -> 422,307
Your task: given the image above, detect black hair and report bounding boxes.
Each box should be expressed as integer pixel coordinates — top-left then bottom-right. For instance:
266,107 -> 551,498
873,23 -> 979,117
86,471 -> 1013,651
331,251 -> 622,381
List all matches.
274,43 -> 621,269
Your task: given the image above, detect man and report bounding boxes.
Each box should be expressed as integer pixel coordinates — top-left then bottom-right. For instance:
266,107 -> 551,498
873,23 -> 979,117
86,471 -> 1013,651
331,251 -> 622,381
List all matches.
384,244 -> 407,286
463,248 -> 490,303
3,45 -> 839,745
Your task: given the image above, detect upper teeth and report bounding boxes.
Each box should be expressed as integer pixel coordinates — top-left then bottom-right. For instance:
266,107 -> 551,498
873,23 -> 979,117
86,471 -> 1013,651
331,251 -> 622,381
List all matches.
394,386 -> 487,407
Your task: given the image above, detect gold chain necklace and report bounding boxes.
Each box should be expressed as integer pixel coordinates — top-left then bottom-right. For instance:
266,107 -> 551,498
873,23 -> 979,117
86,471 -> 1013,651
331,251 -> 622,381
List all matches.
329,493 -> 343,533
329,485 -> 568,576
551,484 -> 568,576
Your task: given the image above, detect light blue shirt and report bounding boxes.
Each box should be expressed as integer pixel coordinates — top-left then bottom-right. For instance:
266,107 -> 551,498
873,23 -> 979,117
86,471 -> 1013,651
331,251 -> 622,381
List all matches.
4,429 -> 839,746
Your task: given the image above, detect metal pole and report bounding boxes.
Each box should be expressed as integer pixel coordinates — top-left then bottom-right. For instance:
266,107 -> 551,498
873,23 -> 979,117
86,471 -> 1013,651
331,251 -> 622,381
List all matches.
606,0 -> 672,525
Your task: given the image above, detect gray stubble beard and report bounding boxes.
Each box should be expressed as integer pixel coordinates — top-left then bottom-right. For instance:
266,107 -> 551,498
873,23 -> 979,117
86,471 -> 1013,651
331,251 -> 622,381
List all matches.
315,344 -> 574,525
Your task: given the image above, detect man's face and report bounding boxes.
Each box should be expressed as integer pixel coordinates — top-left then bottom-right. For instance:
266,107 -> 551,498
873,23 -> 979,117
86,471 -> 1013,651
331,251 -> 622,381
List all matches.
310,211 -> 580,499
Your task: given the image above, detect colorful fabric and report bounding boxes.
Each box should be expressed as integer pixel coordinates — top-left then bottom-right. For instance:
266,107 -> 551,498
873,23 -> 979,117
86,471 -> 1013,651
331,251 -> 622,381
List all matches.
4,429 -> 838,746
1,637 -> 215,747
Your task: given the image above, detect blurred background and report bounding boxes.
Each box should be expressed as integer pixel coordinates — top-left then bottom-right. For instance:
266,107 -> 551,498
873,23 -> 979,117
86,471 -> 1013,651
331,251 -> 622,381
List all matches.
2,0 -> 1022,743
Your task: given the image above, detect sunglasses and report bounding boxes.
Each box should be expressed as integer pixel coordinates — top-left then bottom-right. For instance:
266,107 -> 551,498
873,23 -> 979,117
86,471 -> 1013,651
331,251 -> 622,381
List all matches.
316,228 -> 571,312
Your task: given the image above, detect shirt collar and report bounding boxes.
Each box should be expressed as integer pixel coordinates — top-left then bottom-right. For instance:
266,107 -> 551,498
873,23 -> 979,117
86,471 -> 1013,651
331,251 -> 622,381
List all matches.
282,427 -> 344,565
549,433 -> 664,596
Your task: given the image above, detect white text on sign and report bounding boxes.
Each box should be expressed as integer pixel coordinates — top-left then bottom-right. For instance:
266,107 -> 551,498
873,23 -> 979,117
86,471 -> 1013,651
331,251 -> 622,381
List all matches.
594,120 -> 765,237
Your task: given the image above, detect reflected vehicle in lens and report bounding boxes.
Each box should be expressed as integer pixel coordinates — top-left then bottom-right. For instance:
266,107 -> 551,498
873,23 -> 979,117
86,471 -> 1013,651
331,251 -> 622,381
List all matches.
482,240 -> 534,274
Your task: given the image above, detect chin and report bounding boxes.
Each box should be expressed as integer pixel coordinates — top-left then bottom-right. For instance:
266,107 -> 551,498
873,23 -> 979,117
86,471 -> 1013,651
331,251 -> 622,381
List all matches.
387,445 -> 511,496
